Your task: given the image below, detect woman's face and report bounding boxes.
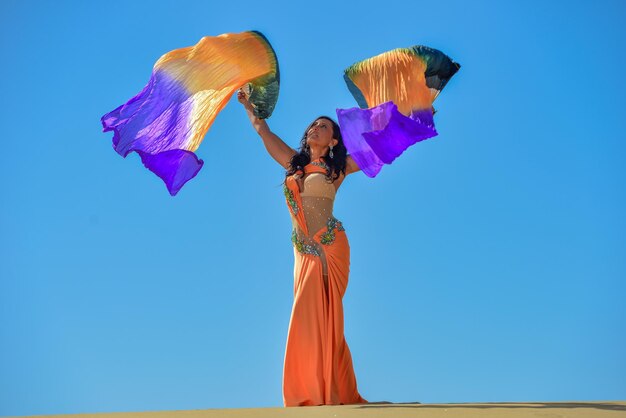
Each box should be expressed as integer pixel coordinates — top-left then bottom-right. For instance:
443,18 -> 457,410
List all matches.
306,118 -> 336,148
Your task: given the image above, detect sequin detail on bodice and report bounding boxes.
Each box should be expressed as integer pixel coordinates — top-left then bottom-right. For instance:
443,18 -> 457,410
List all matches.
283,159 -> 345,257
299,171 -> 336,200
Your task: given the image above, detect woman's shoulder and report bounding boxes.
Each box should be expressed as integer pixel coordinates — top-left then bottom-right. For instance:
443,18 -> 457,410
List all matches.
345,155 -> 361,175
332,170 -> 347,191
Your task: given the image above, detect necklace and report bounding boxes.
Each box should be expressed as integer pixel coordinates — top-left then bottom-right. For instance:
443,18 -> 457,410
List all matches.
310,160 -> 329,170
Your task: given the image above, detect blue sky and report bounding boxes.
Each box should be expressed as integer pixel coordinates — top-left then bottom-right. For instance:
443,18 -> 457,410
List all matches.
1,0 -> 625,416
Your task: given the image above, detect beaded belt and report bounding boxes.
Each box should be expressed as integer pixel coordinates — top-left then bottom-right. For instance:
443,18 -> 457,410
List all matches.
291,217 -> 345,256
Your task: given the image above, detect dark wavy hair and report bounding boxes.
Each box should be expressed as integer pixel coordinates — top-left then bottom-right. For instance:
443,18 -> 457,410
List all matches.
285,116 -> 347,182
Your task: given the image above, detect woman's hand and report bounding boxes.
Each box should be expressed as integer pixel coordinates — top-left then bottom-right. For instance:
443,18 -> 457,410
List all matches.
237,88 -> 255,112
236,88 -> 247,104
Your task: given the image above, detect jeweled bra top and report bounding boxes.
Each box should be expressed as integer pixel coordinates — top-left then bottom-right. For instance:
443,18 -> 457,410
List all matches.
287,159 -> 338,238
299,161 -> 337,201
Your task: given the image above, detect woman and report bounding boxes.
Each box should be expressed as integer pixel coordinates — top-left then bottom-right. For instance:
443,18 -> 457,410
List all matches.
238,89 -> 368,407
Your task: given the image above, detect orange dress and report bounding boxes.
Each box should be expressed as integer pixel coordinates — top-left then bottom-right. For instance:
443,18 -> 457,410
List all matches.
282,159 -> 368,407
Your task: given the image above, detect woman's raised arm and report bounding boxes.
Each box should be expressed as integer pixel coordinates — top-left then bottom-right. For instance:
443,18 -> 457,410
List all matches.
238,90 -> 296,169
345,155 -> 361,175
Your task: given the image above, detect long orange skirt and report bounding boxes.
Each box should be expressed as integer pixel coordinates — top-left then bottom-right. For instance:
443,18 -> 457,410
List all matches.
282,226 -> 368,406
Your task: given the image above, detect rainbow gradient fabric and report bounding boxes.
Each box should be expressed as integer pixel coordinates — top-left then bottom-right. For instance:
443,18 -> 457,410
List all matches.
337,46 -> 460,177
101,31 -> 279,195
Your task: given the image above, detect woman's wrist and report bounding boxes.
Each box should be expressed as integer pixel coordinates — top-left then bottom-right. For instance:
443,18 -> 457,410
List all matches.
244,102 -> 256,114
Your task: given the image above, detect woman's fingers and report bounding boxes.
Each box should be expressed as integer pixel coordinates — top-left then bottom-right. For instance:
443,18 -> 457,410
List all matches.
237,87 -> 258,113
237,89 -> 247,104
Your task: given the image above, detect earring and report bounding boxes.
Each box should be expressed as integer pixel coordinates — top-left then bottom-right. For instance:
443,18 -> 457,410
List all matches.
329,145 -> 334,158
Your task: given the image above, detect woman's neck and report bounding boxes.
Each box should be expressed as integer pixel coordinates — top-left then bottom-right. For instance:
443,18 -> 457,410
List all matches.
309,147 -> 326,162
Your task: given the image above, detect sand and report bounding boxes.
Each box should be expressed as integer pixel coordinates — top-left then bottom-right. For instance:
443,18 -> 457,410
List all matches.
10,401 -> 626,418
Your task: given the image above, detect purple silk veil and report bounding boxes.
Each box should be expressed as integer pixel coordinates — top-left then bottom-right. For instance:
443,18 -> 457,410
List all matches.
337,102 -> 437,177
